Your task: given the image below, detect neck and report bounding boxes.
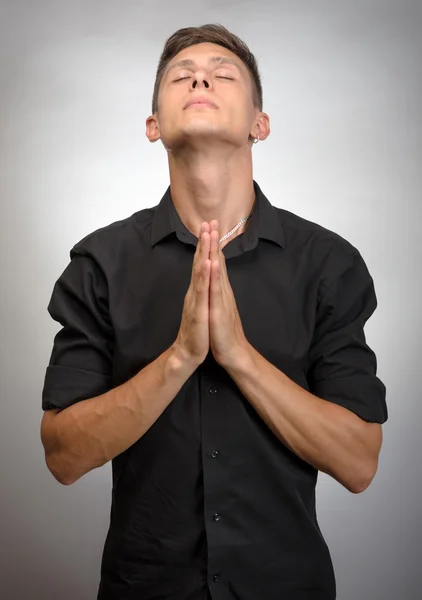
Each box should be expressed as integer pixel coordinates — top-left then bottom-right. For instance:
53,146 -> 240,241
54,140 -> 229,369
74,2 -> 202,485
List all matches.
167,145 -> 256,246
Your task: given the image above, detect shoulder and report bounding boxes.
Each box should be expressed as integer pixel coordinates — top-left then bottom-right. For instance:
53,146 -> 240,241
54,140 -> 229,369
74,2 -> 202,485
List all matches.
273,206 -> 364,287
69,205 -> 156,266
275,206 -> 357,253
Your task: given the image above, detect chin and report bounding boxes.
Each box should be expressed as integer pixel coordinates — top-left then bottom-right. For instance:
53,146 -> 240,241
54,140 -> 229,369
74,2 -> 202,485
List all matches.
162,123 -> 243,150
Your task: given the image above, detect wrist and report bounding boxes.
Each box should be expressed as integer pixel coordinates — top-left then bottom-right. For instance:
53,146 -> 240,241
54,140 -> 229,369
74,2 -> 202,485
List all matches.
220,341 -> 255,375
169,341 -> 202,375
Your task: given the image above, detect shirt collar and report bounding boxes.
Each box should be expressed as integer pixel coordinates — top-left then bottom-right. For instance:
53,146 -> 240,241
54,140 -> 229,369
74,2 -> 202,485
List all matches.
151,180 -> 285,253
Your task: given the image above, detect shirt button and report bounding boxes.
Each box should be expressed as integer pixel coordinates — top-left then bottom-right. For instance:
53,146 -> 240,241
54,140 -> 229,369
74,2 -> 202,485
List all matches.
213,574 -> 220,583
209,387 -> 218,395
210,450 -> 219,459
213,513 -> 221,521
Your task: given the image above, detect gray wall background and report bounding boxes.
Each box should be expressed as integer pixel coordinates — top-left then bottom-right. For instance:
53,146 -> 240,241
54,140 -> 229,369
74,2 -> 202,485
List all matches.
1,1 -> 421,598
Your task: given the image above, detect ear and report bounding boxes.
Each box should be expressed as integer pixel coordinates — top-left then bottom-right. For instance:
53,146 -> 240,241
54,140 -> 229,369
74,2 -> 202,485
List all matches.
145,114 -> 161,143
251,113 -> 270,142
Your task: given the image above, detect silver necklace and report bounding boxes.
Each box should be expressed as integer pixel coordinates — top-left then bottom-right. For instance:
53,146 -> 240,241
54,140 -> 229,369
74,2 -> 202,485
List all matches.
219,211 -> 252,244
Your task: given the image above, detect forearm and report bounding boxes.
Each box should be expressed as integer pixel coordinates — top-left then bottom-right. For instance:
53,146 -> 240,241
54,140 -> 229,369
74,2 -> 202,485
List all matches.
42,343 -> 197,485
225,344 -> 381,493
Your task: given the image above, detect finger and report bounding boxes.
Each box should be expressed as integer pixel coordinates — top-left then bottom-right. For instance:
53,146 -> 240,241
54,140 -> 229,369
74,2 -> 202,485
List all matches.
210,228 -> 228,290
199,231 -> 211,284
192,222 -> 207,273
194,225 -> 211,294
197,222 -> 211,264
210,258 -> 221,301
210,228 -> 219,265
218,239 -> 229,282
197,257 -> 211,296
200,227 -> 211,261
201,221 -> 211,239
195,222 -> 204,254
196,222 -> 211,247
191,225 -> 202,285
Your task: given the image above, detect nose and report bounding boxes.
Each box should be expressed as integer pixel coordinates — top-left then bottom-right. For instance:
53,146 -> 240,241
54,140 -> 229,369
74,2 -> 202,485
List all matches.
189,70 -> 212,90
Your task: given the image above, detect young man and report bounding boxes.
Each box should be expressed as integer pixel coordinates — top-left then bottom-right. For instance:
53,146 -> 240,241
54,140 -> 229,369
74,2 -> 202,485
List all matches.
40,24 -> 388,600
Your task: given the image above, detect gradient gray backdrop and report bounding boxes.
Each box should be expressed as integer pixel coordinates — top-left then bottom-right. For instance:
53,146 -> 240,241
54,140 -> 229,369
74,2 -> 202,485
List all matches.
1,1 -> 421,598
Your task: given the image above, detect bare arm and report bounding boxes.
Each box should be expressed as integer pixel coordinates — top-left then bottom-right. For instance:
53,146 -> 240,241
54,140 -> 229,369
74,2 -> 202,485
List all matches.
41,224 -> 213,486
226,344 -> 383,494
41,344 -> 197,485
206,226 -> 385,494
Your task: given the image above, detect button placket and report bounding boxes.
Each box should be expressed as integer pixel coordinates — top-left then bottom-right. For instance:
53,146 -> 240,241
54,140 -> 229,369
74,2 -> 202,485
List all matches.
202,374 -> 225,593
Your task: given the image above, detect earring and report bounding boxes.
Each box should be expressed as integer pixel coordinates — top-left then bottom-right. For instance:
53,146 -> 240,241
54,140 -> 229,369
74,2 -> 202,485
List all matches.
253,135 -> 259,144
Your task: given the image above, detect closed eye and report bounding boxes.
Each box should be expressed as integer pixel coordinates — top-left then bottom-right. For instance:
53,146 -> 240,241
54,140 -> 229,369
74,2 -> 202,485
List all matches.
174,76 -> 234,82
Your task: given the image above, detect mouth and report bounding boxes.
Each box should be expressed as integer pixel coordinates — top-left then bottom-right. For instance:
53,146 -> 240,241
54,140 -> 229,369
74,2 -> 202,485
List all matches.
187,103 -> 216,109
184,98 -> 218,110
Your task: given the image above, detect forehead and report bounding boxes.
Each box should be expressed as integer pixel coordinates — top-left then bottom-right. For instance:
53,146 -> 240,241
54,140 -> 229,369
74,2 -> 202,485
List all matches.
165,43 -> 245,75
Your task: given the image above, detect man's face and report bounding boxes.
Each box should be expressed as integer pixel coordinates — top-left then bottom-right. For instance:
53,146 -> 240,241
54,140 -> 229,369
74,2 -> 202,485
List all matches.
149,42 -> 260,151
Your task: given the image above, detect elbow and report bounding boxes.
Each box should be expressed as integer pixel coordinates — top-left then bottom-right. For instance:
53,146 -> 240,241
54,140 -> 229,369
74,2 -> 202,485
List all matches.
55,475 -> 76,486
45,452 -> 78,486
54,471 -> 77,487
346,459 -> 379,494
41,409 -> 79,486
348,478 -> 370,495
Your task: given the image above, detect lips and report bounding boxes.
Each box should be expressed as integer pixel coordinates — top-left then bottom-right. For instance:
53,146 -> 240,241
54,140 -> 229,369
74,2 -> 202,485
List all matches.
185,97 -> 218,109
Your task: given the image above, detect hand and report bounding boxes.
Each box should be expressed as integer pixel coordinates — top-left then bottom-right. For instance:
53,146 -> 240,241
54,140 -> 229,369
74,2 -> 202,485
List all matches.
174,222 -> 212,367
208,221 -> 249,368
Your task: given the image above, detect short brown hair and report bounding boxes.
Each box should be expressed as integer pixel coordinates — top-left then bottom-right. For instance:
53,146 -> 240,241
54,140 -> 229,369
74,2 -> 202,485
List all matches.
151,23 -> 263,115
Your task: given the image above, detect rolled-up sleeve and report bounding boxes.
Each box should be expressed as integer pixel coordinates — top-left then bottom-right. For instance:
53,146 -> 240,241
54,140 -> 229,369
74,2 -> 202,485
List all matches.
42,247 -> 114,411
307,248 -> 387,424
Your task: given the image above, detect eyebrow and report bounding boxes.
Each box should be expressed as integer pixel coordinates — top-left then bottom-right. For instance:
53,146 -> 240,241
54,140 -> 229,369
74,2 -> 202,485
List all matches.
165,56 -> 242,76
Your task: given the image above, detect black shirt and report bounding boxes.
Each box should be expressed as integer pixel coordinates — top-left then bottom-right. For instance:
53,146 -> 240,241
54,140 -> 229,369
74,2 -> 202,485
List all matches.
42,180 -> 387,600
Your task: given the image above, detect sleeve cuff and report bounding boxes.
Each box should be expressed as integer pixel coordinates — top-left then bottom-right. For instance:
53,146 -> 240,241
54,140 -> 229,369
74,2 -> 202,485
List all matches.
42,364 -> 112,411
311,374 -> 388,424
